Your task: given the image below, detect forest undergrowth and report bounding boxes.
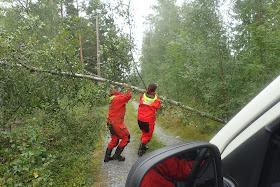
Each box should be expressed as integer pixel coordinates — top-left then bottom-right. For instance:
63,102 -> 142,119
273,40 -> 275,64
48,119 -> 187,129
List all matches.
0,103 -> 107,186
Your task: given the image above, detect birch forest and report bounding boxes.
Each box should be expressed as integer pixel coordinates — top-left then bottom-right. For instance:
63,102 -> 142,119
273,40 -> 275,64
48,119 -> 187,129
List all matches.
1,0 -> 280,186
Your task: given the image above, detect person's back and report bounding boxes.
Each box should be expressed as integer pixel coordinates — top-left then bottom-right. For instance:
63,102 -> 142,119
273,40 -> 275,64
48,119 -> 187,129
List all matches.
138,92 -> 161,123
107,91 -> 131,124
104,90 -> 132,162
137,84 -> 161,156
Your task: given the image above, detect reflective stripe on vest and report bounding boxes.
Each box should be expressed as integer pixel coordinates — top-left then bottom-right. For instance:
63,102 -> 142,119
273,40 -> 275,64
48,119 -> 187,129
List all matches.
142,93 -> 157,105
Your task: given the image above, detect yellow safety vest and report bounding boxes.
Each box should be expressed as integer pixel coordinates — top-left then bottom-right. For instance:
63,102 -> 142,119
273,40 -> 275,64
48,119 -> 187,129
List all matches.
107,95 -> 116,104
143,93 -> 157,105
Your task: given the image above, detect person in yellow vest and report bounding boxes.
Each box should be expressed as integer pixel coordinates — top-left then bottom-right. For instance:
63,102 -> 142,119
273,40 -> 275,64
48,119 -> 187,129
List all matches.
137,84 -> 161,156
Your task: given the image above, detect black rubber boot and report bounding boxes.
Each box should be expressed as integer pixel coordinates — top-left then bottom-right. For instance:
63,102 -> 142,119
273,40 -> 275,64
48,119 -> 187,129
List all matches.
112,147 -> 125,161
138,143 -> 148,157
104,148 -> 113,162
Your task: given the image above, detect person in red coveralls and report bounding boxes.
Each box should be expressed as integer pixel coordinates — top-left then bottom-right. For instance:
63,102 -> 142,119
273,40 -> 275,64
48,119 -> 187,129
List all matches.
141,156 -> 194,187
137,83 -> 161,156
104,86 -> 132,162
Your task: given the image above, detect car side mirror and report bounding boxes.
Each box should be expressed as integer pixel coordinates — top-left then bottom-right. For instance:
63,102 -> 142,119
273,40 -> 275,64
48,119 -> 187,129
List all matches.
125,141 -> 223,187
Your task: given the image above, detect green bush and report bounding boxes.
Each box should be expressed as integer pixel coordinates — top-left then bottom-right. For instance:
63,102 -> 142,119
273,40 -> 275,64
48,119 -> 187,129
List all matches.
0,125 -> 55,186
0,102 -> 106,186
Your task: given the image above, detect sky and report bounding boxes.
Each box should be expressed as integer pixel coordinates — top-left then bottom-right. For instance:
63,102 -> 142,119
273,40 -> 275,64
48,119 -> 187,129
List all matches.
124,0 -> 184,52
103,0 -> 158,61
120,0 -> 231,58
0,0 -> 231,59
124,0 -> 158,57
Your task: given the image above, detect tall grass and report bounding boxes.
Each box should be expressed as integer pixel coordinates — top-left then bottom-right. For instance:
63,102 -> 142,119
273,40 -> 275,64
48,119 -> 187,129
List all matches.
156,105 -> 224,142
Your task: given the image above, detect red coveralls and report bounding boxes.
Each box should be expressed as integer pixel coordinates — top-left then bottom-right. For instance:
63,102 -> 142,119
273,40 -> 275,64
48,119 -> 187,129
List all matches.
137,92 -> 161,144
141,157 -> 194,187
107,91 -> 132,149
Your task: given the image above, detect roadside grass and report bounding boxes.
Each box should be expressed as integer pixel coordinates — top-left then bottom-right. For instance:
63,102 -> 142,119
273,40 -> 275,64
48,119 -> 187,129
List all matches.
156,106 -> 224,142
91,106 -> 108,187
91,138 -> 107,187
47,105 -> 108,186
131,91 -> 223,142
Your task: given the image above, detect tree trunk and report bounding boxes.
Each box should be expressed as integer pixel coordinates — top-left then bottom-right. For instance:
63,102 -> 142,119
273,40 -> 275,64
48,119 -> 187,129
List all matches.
79,33 -> 84,68
0,61 -> 226,124
258,2 -> 264,68
96,16 -> 101,77
218,49 -> 229,121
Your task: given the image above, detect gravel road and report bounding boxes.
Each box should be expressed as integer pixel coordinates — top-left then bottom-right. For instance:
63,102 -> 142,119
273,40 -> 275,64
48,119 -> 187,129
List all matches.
100,101 -> 183,187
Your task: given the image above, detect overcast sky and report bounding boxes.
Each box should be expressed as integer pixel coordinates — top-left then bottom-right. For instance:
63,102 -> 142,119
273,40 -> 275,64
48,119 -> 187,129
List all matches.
0,0 -> 230,59
125,0 -> 157,57
124,0 -> 231,58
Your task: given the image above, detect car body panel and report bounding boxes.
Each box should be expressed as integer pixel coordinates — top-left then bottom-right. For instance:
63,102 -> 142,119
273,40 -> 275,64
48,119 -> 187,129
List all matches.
222,116 -> 280,186
221,102 -> 280,159
210,75 -> 280,155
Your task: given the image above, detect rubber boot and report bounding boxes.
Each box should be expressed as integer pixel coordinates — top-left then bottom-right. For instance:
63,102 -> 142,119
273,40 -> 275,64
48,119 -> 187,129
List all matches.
104,148 -> 113,162
138,143 -> 148,157
112,147 -> 125,161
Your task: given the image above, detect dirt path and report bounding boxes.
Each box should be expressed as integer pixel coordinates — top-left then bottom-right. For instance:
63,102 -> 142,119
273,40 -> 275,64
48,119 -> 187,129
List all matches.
131,101 -> 182,146
100,127 -> 138,187
100,101 -> 183,187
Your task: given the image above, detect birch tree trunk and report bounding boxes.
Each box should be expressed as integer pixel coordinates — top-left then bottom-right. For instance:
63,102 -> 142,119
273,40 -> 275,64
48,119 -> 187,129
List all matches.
0,61 -> 226,124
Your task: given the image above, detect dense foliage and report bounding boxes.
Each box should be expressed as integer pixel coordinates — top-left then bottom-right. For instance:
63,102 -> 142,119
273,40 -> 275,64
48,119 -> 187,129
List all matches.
141,0 -> 280,120
0,0 -> 133,185
1,0 -> 279,185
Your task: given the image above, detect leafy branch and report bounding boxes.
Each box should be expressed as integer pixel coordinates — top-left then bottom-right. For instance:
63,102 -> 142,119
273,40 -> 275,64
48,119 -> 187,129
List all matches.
0,60 -> 226,124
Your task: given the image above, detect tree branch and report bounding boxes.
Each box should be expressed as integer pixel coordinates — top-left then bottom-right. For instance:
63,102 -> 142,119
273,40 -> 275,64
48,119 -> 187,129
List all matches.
0,61 -> 226,124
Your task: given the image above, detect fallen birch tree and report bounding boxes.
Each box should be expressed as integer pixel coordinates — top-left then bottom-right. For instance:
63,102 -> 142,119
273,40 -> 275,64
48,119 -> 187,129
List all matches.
0,61 -> 226,124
